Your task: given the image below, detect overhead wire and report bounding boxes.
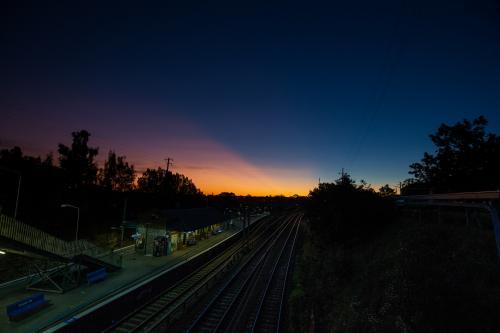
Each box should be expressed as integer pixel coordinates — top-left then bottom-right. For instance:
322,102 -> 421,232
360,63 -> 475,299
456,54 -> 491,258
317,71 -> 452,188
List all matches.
347,0 -> 410,172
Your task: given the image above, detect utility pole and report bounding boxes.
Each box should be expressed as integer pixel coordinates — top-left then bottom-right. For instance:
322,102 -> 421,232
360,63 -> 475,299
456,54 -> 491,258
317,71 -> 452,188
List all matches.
164,157 -> 173,172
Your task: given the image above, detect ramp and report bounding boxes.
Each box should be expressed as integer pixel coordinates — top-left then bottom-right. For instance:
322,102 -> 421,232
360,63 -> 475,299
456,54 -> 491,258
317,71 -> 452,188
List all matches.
0,214 -> 73,261
0,214 -> 122,292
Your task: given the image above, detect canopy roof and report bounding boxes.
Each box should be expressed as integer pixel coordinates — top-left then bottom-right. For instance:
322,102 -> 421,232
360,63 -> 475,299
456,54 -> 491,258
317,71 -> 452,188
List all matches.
139,207 -> 223,232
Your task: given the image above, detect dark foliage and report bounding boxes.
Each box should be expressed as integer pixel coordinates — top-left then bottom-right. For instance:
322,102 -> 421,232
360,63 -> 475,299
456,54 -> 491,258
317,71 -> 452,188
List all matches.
98,151 -> 135,192
307,172 -> 395,244
0,146 -> 66,225
136,167 -> 202,207
291,177 -> 500,333
58,130 -> 99,189
289,217 -> 500,333
405,116 -> 500,194
0,130 -> 205,240
291,166 -> 500,332
378,184 -> 396,197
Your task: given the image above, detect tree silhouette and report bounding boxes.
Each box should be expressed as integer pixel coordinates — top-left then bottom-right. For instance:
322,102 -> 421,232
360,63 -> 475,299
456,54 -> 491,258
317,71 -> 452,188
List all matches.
58,130 -> 99,189
335,172 -> 356,188
99,151 -> 135,191
137,168 -> 165,193
0,146 -> 65,221
308,171 -> 394,243
0,139 -> 203,233
172,173 -> 200,196
378,184 -> 396,196
408,116 -> 500,193
137,167 -> 200,196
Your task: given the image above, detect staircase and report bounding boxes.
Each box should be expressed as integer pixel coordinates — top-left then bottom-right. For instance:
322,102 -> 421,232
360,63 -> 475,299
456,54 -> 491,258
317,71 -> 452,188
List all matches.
0,214 -> 121,270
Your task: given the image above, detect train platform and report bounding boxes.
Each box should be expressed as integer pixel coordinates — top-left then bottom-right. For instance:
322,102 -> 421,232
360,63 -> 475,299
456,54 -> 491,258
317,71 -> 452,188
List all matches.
0,214 -> 267,333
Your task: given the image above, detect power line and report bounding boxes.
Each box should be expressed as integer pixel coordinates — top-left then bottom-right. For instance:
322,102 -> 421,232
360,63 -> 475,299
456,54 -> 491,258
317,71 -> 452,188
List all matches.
347,1 -> 409,170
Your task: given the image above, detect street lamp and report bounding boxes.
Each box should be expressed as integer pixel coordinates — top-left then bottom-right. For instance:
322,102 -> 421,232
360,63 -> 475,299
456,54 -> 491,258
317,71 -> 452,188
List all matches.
14,175 -> 21,220
61,204 -> 80,242
0,167 -> 21,219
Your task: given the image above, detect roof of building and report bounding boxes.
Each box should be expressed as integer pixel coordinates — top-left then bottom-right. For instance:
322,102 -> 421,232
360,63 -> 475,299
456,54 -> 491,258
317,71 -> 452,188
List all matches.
138,207 -> 223,232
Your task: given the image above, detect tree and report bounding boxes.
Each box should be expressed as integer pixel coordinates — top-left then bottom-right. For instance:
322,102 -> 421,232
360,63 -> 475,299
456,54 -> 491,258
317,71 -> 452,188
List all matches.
137,167 -> 200,196
335,171 -> 356,188
307,171 -> 394,243
172,173 -> 200,196
0,146 -> 24,162
136,167 -> 202,208
0,146 -> 65,221
58,130 -> 99,189
378,184 -> 396,197
99,151 -> 135,191
137,168 -> 165,193
408,116 -> 500,193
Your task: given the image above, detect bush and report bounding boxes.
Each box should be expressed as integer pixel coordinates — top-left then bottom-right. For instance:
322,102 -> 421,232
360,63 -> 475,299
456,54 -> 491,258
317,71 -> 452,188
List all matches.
306,178 -> 396,244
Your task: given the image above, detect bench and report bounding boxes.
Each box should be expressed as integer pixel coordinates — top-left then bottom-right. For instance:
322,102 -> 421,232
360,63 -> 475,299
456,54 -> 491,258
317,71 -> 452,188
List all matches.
86,268 -> 107,284
6,293 -> 50,321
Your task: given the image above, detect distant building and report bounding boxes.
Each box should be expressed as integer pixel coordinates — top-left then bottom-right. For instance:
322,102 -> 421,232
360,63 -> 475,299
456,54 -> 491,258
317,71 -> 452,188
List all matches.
135,207 -> 224,255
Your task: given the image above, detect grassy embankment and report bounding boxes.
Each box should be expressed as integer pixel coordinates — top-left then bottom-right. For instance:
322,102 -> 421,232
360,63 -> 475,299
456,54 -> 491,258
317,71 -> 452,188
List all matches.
288,209 -> 500,332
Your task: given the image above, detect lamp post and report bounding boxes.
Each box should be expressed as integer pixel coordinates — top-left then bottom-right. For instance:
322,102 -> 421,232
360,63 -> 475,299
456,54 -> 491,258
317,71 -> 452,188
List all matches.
0,167 -> 21,219
14,175 -> 21,219
61,204 -> 80,242
121,197 -> 128,247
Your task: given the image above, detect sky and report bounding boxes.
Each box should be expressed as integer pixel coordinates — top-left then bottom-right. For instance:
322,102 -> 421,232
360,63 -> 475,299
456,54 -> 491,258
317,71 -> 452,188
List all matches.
1,0 -> 500,195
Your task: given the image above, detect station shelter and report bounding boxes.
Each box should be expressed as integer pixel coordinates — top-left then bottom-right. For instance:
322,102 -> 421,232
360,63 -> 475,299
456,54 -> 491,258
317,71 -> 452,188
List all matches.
135,207 -> 224,256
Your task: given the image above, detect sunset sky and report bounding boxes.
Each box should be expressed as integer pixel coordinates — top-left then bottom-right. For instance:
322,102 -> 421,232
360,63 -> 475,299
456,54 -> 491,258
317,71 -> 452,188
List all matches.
2,0 -> 500,195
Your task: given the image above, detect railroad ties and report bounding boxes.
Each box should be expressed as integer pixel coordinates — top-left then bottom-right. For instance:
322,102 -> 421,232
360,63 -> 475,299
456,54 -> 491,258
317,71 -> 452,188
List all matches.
105,213 -> 291,333
185,213 -> 302,333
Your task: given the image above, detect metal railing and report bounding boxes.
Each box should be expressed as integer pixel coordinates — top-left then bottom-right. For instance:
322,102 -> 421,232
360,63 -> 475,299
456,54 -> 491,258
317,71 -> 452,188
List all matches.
0,214 -> 121,266
397,191 -> 500,259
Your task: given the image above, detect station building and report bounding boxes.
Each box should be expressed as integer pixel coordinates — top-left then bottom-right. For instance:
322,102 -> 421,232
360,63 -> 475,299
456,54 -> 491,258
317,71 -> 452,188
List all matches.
135,207 -> 224,255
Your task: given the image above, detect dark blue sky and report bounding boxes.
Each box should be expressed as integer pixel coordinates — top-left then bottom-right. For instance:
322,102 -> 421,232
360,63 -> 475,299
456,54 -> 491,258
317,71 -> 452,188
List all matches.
2,0 -> 500,194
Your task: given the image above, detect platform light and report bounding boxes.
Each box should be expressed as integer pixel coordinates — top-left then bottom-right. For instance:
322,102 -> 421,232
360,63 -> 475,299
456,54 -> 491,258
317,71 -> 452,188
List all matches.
0,250 -> 6,255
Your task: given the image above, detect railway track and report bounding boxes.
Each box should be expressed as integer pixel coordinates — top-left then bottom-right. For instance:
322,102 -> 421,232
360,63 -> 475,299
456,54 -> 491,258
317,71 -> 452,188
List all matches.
104,213 -> 288,333
250,214 -> 301,333
184,213 -> 302,333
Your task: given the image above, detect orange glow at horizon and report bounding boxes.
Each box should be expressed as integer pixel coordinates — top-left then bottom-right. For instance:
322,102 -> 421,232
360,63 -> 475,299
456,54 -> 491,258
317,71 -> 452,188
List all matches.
127,138 -> 316,196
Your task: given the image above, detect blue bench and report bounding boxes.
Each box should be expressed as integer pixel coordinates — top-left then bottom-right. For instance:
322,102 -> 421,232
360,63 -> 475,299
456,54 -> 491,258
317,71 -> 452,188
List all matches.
86,268 -> 107,284
6,293 -> 50,321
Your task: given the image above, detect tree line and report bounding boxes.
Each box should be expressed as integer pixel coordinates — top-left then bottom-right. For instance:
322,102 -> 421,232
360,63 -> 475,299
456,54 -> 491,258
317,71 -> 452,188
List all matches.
0,130 -> 202,238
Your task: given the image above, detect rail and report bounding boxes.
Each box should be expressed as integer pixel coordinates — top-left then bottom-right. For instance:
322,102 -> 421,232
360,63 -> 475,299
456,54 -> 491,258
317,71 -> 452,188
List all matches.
226,214 -> 301,333
252,214 -> 302,333
186,214 -> 298,332
107,214 -> 284,332
40,213 -> 273,333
